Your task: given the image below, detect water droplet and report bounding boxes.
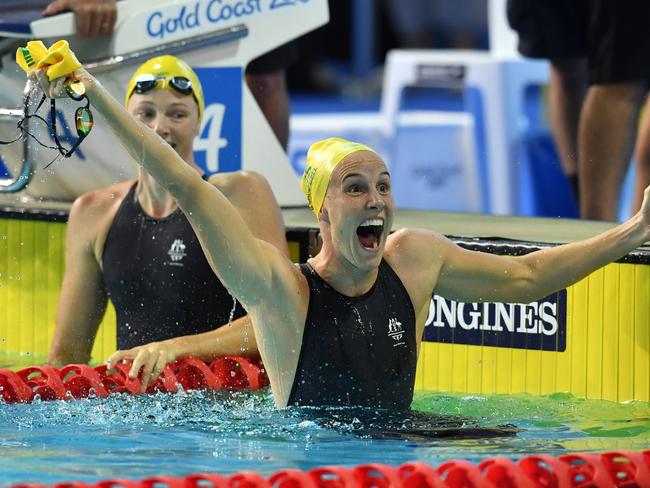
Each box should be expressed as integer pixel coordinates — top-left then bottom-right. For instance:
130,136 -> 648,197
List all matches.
227,295 -> 237,326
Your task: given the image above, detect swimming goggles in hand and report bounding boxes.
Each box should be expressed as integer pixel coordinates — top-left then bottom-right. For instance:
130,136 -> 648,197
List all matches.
0,80 -> 93,169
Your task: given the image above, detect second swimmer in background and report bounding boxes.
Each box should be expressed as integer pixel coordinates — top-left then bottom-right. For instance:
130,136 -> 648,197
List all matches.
48,55 -> 288,389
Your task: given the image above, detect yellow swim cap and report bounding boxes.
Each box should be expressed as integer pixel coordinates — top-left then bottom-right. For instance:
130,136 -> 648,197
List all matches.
301,137 -> 377,216
16,40 -> 81,81
124,55 -> 204,118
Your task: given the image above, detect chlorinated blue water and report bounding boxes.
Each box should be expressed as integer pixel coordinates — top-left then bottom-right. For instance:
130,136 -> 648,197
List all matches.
1,389 -> 649,486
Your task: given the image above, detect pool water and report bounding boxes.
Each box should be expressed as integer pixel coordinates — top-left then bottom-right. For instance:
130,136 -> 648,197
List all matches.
1,389 -> 649,486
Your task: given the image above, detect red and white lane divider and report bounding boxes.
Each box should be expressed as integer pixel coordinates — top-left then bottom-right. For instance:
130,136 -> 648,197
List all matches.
0,356 -> 268,403
10,451 -> 650,487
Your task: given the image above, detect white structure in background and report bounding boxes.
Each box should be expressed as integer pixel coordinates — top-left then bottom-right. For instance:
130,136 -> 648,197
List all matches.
289,0 -> 547,215
0,0 -> 329,205
288,110 -> 480,214
381,50 -> 549,215
380,0 -> 549,215
390,111 -> 480,213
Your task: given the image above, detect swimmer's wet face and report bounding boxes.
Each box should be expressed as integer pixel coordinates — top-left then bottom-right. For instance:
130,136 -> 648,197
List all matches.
321,151 -> 394,271
127,88 -> 200,163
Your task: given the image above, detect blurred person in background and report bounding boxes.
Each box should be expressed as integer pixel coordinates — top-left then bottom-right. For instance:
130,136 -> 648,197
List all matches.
42,0 -> 117,38
47,55 -> 288,373
245,43 -> 298,150
508,0 -> 650,221
381,0 -> 488,49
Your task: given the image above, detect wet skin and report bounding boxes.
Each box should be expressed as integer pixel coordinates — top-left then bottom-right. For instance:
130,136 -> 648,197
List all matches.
127,89 -> 200,167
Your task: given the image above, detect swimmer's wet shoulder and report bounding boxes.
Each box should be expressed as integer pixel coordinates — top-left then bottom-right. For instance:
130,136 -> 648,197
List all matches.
383,228 -> 449,339
69,180 -> 134,264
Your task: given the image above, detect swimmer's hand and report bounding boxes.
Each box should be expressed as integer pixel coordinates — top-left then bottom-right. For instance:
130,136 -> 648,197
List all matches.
107,342 -> 179,393
30,67 -> 94,100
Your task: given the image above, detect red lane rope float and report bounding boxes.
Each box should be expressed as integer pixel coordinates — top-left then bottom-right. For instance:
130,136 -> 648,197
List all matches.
436,460 -> 487,487
399,462 -> 446,488
17,365 -> 68,401
517,455 -> 572,488
59,365 -> 110,399
0,369 -> 33,403
269,469 -> 317,488
0,356 -> 269,404
10,451 -> 650,488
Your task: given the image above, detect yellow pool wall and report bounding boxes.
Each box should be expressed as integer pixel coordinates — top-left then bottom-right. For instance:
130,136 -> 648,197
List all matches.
1,217 -> 648,403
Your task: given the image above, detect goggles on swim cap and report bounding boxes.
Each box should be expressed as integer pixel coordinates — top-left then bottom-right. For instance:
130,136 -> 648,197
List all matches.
301,137 -> 378,217
133,74 -> 194,97
125,55 -> 204,118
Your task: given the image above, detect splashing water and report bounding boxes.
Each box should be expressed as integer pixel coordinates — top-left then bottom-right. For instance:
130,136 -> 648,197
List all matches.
24,79 -> 41,108
20,79 -> 60,172
0,389 -> 649,485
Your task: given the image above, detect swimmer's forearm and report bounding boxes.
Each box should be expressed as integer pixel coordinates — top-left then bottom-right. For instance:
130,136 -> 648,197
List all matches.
48,331 -> 101,366
166,315 -> 258,361
522,214 -> 648,295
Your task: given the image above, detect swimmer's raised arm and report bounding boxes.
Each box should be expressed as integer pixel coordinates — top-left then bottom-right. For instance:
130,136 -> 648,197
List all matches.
36,68 -> 295,310
396,187 -> 649,305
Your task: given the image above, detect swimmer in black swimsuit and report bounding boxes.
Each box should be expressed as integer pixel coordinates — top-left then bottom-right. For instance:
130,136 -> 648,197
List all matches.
32,48 -> 650,411
46,55 -> 288,392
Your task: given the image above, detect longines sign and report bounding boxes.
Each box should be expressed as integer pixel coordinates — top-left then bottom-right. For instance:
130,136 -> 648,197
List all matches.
423,290 -> 567,352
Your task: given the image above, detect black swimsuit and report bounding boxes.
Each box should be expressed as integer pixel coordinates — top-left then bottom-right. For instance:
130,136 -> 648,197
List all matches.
102,182 -> 246,350
288,260 -> 417,409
